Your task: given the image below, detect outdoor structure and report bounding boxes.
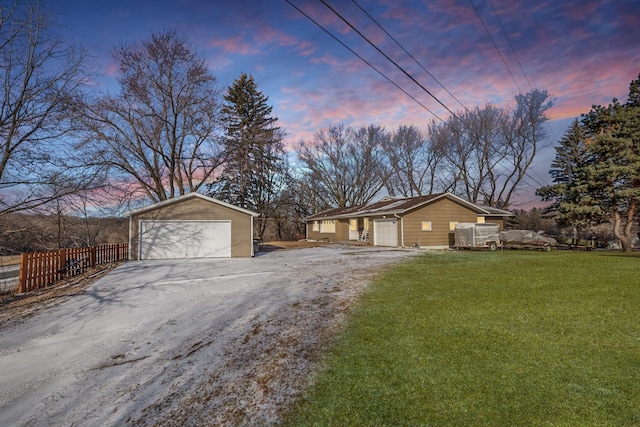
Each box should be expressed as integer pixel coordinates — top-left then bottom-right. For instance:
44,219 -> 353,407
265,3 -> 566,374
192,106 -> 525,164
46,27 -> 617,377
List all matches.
127,192 -> 258,260
305,193 -> 512,249
454,222 -> 502,251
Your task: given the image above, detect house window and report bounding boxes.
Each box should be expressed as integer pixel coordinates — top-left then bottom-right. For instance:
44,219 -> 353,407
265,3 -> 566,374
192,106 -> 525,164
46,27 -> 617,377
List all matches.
312,221 -> 319,232
320,220 -> 335,233
449,221 -> 458,231
477,216 -> 485,223
421,221 -> 432,231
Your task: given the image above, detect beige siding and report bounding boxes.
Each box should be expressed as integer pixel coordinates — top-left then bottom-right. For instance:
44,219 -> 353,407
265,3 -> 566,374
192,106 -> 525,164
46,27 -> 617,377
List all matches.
306,220 -> 336,241
306,217 -> 370,243
484,216 -> 505,229
130,197 -> 253,259
307,221 -> 326,240
403,198 -> 477,247
305,219 -> 353,241
336,219 -> 350,241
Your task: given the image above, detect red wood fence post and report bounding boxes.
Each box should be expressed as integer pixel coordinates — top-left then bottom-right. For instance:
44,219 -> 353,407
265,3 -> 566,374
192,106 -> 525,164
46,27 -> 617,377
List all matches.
18,253 -> 28,293
90,246 -> 97,268
58,249 -> 66,280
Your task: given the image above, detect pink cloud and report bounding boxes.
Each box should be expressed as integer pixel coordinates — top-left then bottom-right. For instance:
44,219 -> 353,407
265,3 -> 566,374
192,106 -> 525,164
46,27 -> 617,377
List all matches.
278,68 -> 458,148
378,0 -> 411,20
561,1 -> 602,20
255,25 -> 298,48
309,54 -> 367,73
208,34 -> 257,55
205,54 -> 233,72
105,62 -> 119,77
295,40 -> 316,56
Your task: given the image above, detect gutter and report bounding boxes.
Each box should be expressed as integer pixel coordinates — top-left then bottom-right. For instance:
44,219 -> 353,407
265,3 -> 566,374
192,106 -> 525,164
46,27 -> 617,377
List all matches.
305,209 -> 405,222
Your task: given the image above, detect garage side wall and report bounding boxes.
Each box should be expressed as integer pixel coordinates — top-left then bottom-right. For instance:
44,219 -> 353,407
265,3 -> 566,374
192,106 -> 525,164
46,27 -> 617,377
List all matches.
483,216 -> 505,229
403,199 -> 478,248
129,198 -> 253,259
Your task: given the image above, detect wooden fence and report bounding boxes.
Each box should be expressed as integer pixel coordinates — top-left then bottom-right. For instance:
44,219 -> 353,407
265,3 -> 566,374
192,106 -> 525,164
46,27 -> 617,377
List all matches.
18,243 -> 128,293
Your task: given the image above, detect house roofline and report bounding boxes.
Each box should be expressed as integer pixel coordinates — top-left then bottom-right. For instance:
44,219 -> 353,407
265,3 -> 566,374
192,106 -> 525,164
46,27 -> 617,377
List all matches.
304,210 -> 405,222
304,192 -> 514,221
124,192 -> 259,217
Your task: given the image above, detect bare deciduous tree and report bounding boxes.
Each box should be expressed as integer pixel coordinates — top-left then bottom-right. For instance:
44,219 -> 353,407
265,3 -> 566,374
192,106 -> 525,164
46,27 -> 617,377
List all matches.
382,124 -> 447,197
0,0 -> 89,215
76,30 -> 224,203
432,90 -> 552,208
433,104 -> 512,204
296,124 -> 390,208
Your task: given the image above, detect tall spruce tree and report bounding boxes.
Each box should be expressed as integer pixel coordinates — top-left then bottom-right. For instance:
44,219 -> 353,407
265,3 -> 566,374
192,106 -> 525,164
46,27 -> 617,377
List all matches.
210,73 -> 286,239
536,119 -> 599,238
539,73 -> 640,251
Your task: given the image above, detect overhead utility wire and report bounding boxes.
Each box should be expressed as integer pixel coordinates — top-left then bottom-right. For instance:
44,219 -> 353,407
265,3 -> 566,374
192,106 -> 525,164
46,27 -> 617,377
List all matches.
488,0 -> 533,91
486,0 -> 558,187
473,0 -> 549,189
284,0 -> 444,122
468,0 -> 523,94
288,1 -> 547,201
351,0 -> 471,114
320,0 -> 462,122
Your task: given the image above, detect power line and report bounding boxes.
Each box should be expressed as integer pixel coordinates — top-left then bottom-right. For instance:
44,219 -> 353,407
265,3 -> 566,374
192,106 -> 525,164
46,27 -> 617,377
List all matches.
351,0 -> 471,114
320,0 -> 462,121
284,0 -> 444,122
487,0 -> 533,91
286,0 -> 549,206
468,0 -> 523,93
524,170 -> 547,188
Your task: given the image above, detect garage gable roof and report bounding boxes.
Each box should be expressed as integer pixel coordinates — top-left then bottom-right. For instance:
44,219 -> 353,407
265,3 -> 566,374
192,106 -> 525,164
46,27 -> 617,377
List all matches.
125,192 -> 259,217
305,192 -> 512,221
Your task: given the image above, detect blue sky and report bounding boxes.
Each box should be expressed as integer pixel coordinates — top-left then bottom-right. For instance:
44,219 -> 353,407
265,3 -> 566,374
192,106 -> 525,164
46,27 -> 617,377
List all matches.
54,0 -> 640,207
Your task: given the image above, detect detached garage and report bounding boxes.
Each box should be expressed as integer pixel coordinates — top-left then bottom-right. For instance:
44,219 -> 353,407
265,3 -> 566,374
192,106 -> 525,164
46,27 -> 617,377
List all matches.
127,193 -> 258,260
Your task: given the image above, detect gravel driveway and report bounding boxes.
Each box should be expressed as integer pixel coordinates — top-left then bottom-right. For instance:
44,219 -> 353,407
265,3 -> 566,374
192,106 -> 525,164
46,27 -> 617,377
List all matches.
0,245 -> 419,426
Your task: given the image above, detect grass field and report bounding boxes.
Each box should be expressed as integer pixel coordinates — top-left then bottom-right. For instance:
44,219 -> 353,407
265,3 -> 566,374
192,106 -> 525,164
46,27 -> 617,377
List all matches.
284,250 -> 640,426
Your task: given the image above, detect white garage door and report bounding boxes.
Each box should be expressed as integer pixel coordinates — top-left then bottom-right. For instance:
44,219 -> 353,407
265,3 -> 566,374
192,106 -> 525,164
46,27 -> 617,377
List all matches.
139,220 -> 231,259
373,218 -> 398,247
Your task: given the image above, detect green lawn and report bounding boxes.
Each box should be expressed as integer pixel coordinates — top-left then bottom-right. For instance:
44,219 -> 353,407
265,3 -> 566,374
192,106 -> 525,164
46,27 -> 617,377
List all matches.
283,251 -> 640,426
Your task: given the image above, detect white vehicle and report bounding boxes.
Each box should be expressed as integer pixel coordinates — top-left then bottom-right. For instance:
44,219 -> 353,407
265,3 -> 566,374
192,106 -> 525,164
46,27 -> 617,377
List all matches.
454,222 -> 502,251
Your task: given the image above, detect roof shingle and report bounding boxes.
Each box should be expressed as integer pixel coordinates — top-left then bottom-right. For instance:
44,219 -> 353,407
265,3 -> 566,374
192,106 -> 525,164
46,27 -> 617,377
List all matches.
305,192 -> 513,220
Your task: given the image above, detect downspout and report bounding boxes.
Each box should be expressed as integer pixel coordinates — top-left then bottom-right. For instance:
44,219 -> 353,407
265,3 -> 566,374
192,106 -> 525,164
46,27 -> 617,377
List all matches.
394,213 -> 404,247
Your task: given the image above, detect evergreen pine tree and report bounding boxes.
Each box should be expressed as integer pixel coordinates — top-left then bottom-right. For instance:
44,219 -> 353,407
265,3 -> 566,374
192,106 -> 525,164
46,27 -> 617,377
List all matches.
539,73 -> 640,251
536,119 -> 599,238
209,73 -> 287,239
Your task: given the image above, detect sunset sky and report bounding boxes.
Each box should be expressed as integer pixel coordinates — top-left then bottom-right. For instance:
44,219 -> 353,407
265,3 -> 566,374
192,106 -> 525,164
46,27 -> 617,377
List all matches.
54,0 -> 639,207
